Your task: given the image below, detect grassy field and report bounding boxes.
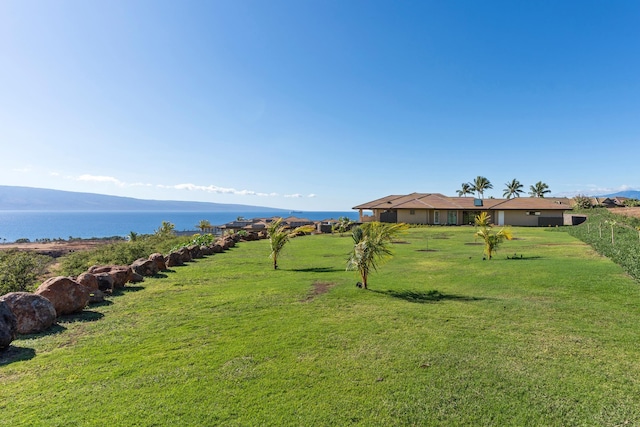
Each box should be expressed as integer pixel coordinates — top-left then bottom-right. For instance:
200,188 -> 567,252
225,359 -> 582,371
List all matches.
2,226 -> 640,426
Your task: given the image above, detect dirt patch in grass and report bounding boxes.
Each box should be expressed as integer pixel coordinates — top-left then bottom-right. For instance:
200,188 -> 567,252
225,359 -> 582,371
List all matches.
301,281 -> 337,302
416,249 -> 438,252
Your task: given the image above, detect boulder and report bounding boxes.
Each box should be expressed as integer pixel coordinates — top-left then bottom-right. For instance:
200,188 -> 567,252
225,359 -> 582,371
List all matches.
131,258 -> 158,276
88,266 -> 133,289
149,253 -> 166,272
211,244 -> 224,253
0,300 -> 17,349
0,292 -> 57,334
165,251 -> 184,267
95,273 -> 114,293
177,247 -> 192,263
201,245 -> 214,256
130,272 -> 144,283
76,272 -> 99,291
188,245 -> 203,259
88,289 -> 107,304
35,276 -> 90,316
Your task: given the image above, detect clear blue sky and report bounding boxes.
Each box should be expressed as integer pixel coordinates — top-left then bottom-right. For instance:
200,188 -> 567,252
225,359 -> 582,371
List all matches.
1,0 -> 638,210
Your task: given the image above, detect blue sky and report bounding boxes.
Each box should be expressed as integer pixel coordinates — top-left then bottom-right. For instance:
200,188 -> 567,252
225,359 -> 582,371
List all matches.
1,0 -> 638,210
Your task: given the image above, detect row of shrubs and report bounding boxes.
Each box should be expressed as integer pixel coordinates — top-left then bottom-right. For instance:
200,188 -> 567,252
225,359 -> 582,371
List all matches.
566,208 -> 640,281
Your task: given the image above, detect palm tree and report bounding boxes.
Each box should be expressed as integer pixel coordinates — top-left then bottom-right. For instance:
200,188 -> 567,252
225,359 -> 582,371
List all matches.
267,218 -> 315,270
196,219 -> 213,232
456,182 -> 474,197
470,176 -> 493,199
474,213 -> 512,259
347,221 -> 408,289
503,179 -> 524,199
529,181 -> 551,198
155,221 -> 175,237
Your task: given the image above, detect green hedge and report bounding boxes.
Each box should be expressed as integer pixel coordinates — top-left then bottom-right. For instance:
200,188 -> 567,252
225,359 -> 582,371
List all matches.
567,208 -> 640,281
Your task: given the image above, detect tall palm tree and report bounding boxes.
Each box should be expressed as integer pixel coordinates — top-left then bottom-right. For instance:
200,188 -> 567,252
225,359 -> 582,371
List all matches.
503,179 -> 524,199
471,176 -> 493,199
347,222 -> 408,289
529,181 -> 551,198
456,182 -> 474,197
267,218 -> 315,270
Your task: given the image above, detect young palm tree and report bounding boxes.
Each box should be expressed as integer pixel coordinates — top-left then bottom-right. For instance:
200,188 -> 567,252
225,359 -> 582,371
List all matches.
502,179 -> 524,199
266,218 -> 315,270
456,182 -> 474,197
471,176 -> 493,199
529,181 -> 551,198
474,213 -> 512,260
347,222 -> 408,289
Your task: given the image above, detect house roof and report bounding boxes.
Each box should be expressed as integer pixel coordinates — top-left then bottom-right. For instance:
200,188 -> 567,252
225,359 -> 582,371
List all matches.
353,193 -> 572,211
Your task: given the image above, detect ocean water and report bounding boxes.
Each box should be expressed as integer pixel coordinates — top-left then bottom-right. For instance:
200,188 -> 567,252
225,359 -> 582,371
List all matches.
0,211 -> 360,242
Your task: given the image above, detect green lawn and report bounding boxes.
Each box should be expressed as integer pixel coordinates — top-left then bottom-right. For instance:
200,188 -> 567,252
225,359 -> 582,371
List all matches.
2,227 -> 640,426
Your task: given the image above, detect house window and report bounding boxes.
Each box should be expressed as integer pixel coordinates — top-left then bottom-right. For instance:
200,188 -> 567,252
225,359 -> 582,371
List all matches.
526,211 -> 541,216
410,209 -> 415,215
434,211 -> 440,224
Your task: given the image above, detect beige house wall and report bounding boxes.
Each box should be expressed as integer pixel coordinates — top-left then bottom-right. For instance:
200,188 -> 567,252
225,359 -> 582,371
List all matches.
397,209 -> 429,224
503,210 -> 565,226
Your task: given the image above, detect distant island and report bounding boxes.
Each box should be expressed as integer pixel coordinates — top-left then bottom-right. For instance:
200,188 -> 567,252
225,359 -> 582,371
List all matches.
0,185 -> 289,212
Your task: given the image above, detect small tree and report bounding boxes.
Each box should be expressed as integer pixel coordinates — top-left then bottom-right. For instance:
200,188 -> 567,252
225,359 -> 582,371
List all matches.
346,222 -> 408,289
573,195 -> 592,209
474,213 -> 512,259
266,218 -> 315,270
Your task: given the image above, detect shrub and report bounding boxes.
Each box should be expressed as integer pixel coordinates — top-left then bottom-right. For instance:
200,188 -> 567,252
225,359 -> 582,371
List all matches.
0,249 -> 53,294
58,234 -> 184,276
566,209 -> 640,281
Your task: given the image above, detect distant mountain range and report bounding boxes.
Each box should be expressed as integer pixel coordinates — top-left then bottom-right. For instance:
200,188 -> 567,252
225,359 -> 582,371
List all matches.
601,190 -> 640,199
0,186 -> 288,212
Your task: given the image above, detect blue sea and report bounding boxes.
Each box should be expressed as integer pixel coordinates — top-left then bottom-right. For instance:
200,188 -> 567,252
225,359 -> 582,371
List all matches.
0,211 -> 360,243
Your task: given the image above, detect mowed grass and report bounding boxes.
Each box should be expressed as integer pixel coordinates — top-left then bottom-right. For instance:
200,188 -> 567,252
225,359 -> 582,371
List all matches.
2,227 -> 640,426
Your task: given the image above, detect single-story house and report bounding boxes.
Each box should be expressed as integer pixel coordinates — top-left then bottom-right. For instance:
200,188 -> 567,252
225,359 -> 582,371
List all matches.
353,193 -> 574,227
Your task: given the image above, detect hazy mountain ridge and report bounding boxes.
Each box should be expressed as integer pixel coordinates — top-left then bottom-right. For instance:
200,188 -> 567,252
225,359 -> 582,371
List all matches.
0,186 -> 288,212
601,190 -> 640,199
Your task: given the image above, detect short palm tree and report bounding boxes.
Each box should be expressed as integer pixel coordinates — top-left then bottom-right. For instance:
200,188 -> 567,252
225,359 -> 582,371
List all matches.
529,181 -> 551,198
474,213 -> 512,260
503,179 -> 524,199
456,183 -> 474,197
267,218 -> 315,270
471,176 -> 493,199
346,222 -> 408,289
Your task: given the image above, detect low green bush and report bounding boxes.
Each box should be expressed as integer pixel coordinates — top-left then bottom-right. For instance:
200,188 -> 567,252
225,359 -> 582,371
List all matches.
0,249 -> 53,294
567,209 -> 640,281
58,235 -> 184,276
